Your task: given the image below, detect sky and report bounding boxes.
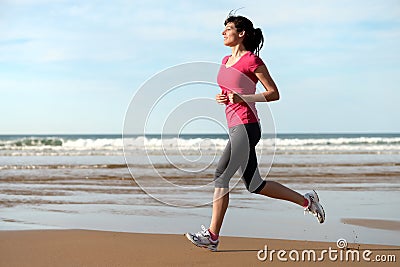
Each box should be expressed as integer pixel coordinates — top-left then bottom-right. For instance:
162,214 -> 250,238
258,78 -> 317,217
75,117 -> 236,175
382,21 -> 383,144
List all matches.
0,0 -> 399,134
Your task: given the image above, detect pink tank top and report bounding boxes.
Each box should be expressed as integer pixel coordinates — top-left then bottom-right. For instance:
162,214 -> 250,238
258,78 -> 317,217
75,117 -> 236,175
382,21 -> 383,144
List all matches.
217,51 -> 265,128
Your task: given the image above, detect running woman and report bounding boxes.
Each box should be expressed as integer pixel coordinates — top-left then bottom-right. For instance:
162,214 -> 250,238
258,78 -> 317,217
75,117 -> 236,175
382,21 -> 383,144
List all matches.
185,14 -> 325,252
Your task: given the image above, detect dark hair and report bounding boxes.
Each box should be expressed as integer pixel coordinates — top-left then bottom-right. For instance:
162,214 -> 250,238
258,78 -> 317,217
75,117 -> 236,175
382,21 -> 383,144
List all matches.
224,15 -> 264,56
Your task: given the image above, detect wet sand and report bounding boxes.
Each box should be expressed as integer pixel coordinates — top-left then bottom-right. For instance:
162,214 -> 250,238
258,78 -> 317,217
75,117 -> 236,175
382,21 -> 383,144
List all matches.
0,229 -> 398,266
341,218 -> 400,231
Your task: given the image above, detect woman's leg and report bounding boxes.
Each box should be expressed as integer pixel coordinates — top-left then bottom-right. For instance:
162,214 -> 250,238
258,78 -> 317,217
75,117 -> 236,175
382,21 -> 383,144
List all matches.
209,188 -> 229,235
255,179 -> 325,223
239,123 -> 306,206
256,181 -> 305,206
210,125 -> 250,236
239,124 -> 325,223
210,138 -> 232,236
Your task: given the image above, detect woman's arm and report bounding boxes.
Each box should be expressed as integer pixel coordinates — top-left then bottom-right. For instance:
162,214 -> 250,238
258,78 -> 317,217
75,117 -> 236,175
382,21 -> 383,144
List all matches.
228,64 -> 280,103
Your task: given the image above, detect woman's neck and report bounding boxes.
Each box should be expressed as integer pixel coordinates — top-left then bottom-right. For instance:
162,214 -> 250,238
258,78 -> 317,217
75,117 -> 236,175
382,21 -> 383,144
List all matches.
230,44 -> 247,58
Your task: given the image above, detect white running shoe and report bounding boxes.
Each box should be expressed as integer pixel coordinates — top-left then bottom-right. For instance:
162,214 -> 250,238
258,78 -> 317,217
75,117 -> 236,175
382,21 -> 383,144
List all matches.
185,225 -> 219,252
304,190 -> 325,224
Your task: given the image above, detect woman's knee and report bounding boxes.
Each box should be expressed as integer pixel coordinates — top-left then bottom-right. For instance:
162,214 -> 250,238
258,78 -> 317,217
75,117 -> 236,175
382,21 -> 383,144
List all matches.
244,179 -> 266,194
214,175 -> 230,189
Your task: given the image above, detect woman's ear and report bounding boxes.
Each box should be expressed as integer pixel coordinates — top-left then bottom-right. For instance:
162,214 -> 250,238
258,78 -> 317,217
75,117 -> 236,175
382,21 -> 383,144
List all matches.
239,31 -> 245,38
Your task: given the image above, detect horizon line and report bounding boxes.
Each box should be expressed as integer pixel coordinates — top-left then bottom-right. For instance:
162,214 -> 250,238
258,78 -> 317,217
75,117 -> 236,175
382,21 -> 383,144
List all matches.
1,132 -> 399,136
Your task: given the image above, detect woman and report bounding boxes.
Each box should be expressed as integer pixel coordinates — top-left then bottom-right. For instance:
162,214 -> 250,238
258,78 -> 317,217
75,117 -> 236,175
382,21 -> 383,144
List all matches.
185,14 -> 325,252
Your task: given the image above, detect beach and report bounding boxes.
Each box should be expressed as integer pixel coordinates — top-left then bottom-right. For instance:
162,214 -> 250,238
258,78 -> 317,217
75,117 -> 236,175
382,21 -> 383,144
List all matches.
0,133 -> 399,266
2,0 -> 400,265
0,230 -> 399,266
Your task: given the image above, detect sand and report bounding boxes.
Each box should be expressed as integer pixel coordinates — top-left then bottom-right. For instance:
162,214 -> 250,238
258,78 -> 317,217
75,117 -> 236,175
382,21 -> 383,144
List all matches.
0,229 -> 398,266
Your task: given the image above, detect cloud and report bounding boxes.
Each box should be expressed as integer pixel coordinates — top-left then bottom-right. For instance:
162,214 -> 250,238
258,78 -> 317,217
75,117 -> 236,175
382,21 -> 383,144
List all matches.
0,1 -> 225,63
242,0 -> 400,26
1,0 -> 399,133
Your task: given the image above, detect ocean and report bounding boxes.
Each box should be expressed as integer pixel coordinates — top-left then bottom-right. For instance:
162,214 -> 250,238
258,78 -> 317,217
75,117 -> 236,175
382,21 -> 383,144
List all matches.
1,133 -> 399,245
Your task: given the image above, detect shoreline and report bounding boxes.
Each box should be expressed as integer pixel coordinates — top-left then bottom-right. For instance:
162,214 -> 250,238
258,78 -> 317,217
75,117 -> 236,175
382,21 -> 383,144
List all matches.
0,229 -> 398,266
1,190 -> 400,247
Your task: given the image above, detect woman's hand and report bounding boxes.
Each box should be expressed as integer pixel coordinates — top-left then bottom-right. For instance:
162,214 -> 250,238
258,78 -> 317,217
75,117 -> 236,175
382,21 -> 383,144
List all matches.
215,93 -> 228,104
228,92 -> 243,104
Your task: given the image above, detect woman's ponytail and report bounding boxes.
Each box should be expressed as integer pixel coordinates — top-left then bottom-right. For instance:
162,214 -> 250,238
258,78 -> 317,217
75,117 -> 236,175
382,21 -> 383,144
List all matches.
252,28 -> 264,56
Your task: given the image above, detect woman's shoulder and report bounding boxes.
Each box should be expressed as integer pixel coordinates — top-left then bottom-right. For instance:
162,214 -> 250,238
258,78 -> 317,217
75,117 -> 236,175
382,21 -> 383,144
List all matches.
246,51 -> 263,62
244,51 -> 265,72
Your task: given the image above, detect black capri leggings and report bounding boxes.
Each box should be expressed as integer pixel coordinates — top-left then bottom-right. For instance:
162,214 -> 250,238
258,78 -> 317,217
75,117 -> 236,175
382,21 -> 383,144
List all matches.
214,122 -> 266,193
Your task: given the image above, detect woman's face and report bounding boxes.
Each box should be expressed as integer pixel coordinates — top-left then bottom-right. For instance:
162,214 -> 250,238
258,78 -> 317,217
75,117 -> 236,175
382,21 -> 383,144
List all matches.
222,22 -> 243,47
